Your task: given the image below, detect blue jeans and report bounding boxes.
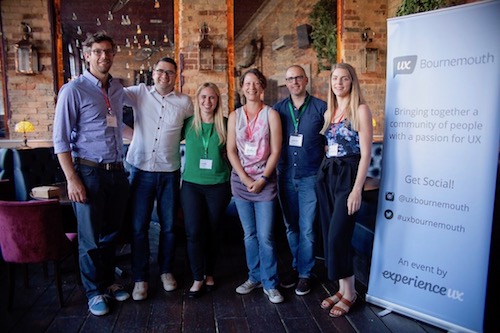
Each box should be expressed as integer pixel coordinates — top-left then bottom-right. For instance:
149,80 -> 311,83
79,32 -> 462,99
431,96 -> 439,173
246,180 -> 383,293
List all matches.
129,166 -> 180,282
234,198 -> 279,290
278,173 -> 317,278
73,165 -> 130,300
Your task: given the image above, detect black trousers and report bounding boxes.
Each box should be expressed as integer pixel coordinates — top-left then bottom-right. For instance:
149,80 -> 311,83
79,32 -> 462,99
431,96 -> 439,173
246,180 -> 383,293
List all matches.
315,155 -> 360,281
180,181 -> 231,281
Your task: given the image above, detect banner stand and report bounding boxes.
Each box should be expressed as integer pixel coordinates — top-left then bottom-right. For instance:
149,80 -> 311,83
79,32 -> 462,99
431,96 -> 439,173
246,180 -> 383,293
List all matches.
366,2 -> 500,332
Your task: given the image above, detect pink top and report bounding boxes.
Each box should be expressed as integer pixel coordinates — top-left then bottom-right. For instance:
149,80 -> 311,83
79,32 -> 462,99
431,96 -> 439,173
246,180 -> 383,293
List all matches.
230,105 -> 277,201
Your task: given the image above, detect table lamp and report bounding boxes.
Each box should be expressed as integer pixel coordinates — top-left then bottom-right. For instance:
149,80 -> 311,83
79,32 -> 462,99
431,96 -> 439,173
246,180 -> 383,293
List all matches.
15,120 -> 35,148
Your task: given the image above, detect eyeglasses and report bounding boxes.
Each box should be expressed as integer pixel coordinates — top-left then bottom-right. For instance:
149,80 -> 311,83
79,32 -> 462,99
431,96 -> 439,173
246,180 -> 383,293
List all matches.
285,75 -> 305,83
155,69 -> 176,77
91,49 -> 115,57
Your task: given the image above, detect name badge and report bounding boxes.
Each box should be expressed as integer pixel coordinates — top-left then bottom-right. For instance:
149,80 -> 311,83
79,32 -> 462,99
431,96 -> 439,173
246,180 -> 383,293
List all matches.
289,134 -> 303,147
106,114 -> 118,127
328,143 -> 339,157
244,143 -> 257,156
199,158 -> 213,170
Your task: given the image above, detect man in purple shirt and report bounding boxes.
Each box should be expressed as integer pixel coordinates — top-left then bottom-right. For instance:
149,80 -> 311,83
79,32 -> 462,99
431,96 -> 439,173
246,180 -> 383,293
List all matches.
53,32 -> 130,316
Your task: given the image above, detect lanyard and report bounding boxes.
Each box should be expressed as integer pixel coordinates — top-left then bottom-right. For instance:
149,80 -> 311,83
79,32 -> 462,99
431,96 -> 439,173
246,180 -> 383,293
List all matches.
288,95 -> 310,134
244,105 -> 263,140
201,123 -> 214,157
333,109 -> 345,124
100,87 -> 114,115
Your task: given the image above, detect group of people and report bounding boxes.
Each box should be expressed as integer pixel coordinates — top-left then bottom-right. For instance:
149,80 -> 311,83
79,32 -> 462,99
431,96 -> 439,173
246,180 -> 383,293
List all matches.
53,32 -> 373,319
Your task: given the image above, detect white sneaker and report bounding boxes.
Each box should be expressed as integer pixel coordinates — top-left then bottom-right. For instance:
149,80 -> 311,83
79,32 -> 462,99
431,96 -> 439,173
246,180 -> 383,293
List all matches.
264,288 -> 284,304
132,281 -> 148,301
161,273 -> 177,292
235,279 -> 262,294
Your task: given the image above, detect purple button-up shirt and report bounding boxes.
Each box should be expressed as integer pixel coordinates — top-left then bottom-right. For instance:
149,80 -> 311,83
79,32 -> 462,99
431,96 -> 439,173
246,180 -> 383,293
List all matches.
53,70 -> 125,163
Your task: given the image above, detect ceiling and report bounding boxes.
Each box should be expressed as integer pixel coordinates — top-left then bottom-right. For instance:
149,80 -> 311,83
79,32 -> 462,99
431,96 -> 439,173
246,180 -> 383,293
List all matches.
61,0 -> 175,50
60,0 -> 265,49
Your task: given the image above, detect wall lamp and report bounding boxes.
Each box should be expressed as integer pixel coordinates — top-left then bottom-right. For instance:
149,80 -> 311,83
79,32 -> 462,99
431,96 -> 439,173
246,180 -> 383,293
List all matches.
198,23 -> 214,71
15,22 -> 39,74
361,28 -> 378,73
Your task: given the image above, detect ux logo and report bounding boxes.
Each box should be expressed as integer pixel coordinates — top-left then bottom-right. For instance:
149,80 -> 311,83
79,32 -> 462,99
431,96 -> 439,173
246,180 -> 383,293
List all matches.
393,55 -> 417,77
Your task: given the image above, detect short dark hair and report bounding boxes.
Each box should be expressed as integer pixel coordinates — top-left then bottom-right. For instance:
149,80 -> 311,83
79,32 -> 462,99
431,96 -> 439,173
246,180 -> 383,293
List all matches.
82,31 -> 116,54
155,57 -> 177,71
240,68 -> 267,89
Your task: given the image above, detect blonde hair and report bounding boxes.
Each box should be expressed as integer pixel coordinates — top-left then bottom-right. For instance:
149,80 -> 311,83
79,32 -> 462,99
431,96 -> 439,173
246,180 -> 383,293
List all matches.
191,82 -> 227,145
320,63 -> 366,134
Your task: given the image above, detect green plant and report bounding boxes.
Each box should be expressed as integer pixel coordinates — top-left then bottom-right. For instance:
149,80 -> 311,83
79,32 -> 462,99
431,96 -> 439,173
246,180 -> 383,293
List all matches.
396,0 -> 446,16
309,0 -> 337,71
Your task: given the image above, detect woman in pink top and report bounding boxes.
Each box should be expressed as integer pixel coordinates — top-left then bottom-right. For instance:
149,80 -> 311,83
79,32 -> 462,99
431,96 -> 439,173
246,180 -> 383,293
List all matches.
227,68 -> 284,304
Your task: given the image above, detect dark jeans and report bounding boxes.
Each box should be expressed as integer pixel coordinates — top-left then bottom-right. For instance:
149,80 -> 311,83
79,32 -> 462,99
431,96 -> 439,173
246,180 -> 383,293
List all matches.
129,166 -> 180,282
73,165 -> 130,300
180,181 -> 231,281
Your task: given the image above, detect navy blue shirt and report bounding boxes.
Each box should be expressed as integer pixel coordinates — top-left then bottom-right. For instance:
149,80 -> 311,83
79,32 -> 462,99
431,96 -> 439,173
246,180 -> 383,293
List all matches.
273,93 -> 327,178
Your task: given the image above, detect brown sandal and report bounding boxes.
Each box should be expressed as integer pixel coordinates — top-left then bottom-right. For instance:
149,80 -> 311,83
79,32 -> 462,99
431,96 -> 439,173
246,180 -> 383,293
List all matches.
320,292 -> 343,310
329,295 -> 357,318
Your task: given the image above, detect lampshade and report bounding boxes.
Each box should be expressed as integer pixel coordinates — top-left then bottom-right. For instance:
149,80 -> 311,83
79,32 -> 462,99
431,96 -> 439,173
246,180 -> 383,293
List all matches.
15,120 -> 35,134
15,120 -> 35,148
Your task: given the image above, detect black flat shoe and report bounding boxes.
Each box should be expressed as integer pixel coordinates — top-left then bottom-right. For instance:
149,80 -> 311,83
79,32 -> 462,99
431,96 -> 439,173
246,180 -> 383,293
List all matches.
188,286 -> 205,299
205,284 -> 216,292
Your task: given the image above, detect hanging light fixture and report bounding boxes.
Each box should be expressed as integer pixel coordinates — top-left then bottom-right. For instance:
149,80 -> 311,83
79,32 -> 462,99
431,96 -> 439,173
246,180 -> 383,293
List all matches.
136,25 -> 142,34
154,0 -> 160,9
15,22 -> 39,74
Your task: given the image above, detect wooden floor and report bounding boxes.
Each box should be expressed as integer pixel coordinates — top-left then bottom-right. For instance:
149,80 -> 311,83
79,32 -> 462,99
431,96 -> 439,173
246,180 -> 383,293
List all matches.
0,218 -> 489,333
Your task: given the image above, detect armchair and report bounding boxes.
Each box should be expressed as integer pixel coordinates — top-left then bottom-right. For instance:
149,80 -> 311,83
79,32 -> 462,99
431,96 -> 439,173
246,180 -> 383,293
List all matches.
0,199 -> 78,311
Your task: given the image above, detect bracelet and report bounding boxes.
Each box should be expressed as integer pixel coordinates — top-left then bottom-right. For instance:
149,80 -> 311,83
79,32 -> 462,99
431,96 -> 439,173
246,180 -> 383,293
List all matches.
261,175 -> 270,183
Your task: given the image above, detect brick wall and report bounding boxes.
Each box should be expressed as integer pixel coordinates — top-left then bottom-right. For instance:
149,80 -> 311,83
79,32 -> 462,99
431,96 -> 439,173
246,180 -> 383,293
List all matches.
235,0 -> 388,135
235,0 -> 329,101
341,0 -> 388,132
1,0 -> 56,141
177,0 -> 230,115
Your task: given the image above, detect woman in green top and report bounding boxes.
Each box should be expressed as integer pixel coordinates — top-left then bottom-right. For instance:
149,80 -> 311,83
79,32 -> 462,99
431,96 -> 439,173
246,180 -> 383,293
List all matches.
181,82 -> 231,298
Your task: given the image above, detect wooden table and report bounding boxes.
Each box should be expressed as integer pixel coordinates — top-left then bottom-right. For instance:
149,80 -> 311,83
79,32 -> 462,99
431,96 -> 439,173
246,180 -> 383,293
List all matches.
30,182 -> 70,204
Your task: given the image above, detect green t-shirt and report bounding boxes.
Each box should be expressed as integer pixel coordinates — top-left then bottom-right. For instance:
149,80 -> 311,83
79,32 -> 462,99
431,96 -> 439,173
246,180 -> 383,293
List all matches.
182,116 -> 230,185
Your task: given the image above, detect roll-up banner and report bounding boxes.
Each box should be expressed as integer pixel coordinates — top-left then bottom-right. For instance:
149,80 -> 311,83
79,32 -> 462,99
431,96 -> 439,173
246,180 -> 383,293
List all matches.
366,1 -> 500,332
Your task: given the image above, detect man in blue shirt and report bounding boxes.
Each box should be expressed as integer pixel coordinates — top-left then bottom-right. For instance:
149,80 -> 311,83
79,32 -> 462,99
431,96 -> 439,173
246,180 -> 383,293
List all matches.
273,65 -> 327,295
53,32 -> 130,316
